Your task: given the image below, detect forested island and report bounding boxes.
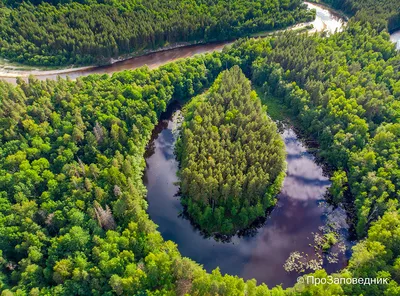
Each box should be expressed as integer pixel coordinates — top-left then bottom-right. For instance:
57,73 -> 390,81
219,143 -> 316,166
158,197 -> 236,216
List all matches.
176,66 -> 286,235
0,0 -> 314,66
0,0 -> 399,295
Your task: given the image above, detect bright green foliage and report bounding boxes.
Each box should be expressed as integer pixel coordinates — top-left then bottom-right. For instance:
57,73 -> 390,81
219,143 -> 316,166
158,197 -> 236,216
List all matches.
237,20 -> 400,295
330,170 -> 348,204
0,48 -> 287,295
0,58 -> 224,294
343,210 -> 400,296
250,23 -> 400,239
0,2 -> 399,293
289,212 -> 400,295
177,66 -> 286,235
0,0 -> 314,66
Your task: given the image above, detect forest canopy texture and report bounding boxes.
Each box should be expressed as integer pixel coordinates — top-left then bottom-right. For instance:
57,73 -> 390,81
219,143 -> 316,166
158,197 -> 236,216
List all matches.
0,0 -> 314,66
176,66 -> 286,235
0,0 -> 400,294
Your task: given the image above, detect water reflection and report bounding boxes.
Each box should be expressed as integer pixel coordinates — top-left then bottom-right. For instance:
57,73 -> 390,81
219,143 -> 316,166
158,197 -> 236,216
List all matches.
144,106 -> 351,288
390,30 -> 400,50
305,2 -> 345,33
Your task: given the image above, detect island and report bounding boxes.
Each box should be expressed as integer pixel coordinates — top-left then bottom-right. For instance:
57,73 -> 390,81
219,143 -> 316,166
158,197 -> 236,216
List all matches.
176,66 -> 286,235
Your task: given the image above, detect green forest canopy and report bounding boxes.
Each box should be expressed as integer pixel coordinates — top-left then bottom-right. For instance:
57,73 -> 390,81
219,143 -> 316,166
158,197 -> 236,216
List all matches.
0,0 -> 400,295
0,0 -> 314,66
177,66 -> 286,235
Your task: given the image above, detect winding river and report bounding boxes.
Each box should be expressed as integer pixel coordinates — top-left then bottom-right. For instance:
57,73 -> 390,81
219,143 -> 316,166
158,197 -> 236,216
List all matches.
0,2 -> 397,85
0,0 -> 396,288
144,103 -> 352,288
0,0 -> 395,287
0,2 -> 345,84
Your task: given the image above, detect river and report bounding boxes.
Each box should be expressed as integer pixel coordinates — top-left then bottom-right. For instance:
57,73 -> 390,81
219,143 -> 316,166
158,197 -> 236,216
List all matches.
144,103 -> 352,288
0,2 -> 398,85
390,30 -> 400,50
0,1 -> 393,286
0,2 -> 346,84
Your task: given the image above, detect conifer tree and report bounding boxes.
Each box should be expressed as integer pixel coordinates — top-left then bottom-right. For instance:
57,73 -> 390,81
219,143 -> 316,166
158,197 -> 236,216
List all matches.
177,66 -> 286,235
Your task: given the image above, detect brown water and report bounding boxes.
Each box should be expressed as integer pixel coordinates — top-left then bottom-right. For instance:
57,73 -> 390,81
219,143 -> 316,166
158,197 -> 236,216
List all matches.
144,103 -> 352,288
0,2 -> 348,84
0,3 -> 398,86
0,42 -> 229,84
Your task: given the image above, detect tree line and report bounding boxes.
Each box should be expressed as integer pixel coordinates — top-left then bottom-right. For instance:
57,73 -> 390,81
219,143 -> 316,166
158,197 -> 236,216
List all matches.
0,0 -> 314,66
0,7 -> 399,295
176,66 -> 286,235
239,22 -> 399,295
0,43 -> 291,295
215,18 -> 399,294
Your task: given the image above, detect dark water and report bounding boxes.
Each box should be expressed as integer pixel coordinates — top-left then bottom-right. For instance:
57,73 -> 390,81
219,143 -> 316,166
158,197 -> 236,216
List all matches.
144,104 -> 352,288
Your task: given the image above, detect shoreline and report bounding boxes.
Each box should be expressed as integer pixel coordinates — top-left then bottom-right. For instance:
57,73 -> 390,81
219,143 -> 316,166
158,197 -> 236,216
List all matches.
0,41 -> 208,78
305,0 -> 351,21
0,2 -> 347,81
2,2 -> 399,81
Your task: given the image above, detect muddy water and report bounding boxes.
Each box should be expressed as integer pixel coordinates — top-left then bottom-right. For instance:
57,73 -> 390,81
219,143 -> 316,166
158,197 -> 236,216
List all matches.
1,3 -> 398,85
0,42 -> 228,84
144,104 -> 351,288
0,2 -> 347,84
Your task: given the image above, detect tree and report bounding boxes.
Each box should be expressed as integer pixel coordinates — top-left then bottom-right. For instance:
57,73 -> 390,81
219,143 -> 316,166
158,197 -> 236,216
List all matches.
177,66 -> 286,235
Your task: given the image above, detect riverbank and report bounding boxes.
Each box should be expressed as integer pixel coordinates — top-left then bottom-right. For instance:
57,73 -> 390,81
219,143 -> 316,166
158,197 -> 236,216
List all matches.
144,100 -> 351,287
390,30 -> 400,50
257,89 -> 358,239
0,41 -> 208,77
305,0 -> 350,21
0,2 -> 347,83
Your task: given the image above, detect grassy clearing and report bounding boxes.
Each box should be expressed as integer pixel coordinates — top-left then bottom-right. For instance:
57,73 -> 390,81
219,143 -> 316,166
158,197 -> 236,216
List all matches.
254,87 -> 290,122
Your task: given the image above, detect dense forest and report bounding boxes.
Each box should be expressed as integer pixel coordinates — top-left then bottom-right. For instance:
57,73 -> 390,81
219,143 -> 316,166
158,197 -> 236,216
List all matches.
0,56 -> 254,295
250,24 -> 400,239
1,21 -> 398,293
0,0 -> 314,66
226,20 -> 400,294
176,66 -> 286,235
0,45 -> 298,295
0,0 -> 400,294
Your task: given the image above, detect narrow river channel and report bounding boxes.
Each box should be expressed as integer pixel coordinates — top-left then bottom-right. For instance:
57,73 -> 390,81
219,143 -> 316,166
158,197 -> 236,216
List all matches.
0,1 -> 398,85
0,2 -> 346,84
0,0 -> 393,287
144,103 -> 352,288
